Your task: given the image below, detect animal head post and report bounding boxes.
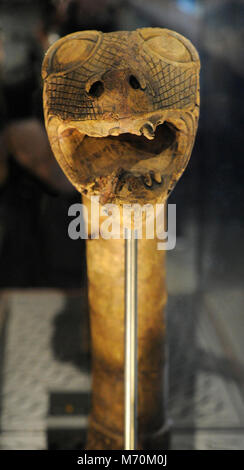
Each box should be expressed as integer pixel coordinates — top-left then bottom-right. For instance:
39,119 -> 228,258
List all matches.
42,28 -> 200,450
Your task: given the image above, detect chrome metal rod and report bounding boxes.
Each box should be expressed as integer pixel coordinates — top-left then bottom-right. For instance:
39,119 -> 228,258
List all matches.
124,229 -> 138,450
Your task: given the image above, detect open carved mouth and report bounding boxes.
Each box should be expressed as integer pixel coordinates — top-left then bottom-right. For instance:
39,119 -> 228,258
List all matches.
109,122 -> 176,158
59,119 -> 182,204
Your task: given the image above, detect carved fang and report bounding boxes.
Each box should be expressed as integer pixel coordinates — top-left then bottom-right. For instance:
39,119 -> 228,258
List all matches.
153,172 -> 162,184
143,173 -> 153,187
140,122 -> 155,140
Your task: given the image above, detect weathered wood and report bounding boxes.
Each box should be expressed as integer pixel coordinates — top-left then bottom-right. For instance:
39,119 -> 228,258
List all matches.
42,28 -> 200,449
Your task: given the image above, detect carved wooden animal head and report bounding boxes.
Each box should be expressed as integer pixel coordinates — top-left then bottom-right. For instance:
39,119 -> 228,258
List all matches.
42,28 -> 200,205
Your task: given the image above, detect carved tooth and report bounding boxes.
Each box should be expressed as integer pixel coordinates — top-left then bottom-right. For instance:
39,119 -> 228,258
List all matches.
153,172 -> 162,184
140,123 -> 155,140
143,173 -> 152,187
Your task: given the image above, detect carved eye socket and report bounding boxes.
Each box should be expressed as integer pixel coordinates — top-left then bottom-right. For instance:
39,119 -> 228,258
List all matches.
138,28 -> 196,63
42,31 -> 102,79
129,75 -> 141,90
88,80 -> 104,98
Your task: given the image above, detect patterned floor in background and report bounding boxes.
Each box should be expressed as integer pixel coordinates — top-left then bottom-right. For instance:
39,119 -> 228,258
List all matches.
0,285 -> 243,450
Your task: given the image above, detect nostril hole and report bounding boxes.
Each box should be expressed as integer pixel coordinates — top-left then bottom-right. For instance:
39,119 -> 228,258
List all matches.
88,80 -> 104,98
129,75 -> 141,90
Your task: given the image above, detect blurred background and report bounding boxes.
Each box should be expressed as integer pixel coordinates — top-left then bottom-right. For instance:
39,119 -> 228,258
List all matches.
0,0 -> 243,450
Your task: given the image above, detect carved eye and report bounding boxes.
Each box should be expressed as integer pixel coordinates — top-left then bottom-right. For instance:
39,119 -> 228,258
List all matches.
42,31 -> 102,78
138,28 -> 198,63
88,80 -> 104,98
129,75 -> 141,90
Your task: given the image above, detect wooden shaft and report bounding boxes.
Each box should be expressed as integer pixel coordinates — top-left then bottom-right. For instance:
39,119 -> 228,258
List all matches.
85,236 -> 167,450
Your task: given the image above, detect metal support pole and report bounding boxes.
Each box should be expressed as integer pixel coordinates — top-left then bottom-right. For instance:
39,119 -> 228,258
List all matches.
124,229 -> 138,450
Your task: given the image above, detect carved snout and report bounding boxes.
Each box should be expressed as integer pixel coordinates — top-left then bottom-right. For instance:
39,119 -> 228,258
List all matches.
84,68 -> 150,117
